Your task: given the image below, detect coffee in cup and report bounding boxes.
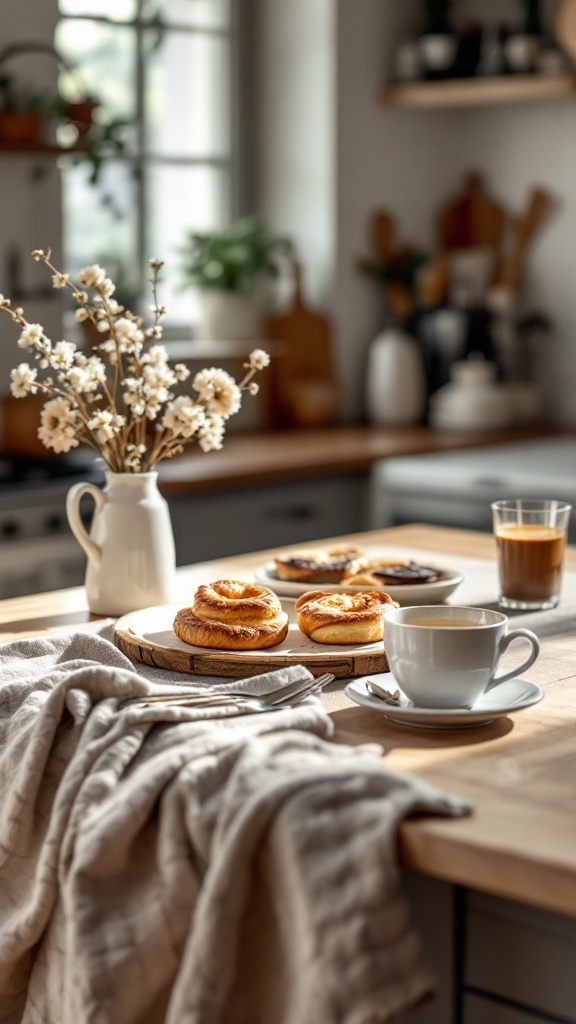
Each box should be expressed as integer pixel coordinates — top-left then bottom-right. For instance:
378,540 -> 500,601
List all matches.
384,605 -> 539,709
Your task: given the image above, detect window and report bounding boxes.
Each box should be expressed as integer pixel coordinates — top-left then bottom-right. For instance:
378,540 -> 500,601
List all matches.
55,0 -> 237,332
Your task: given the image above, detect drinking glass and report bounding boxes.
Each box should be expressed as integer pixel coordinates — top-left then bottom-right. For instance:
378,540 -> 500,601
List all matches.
491,499 -> 572,610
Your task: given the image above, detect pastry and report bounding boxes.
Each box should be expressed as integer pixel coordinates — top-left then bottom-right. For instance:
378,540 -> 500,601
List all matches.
295,589 -> 398,645
274,546 -> 365,584
341,560 -> 447,588
174,580 -> 289,651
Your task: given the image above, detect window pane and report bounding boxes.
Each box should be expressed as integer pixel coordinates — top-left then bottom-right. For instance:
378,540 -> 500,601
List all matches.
58,0 -> 136,20
147,163 -> 229,326
55,20 -> 137,125
145,30 -> 230,158
145,0 -> 230,29
61,161 -> 141,305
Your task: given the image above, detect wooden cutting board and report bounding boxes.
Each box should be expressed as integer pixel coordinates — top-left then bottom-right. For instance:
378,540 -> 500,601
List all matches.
438,172 -> 506,251
114,604 -> 388,679
264,262 -> 339,428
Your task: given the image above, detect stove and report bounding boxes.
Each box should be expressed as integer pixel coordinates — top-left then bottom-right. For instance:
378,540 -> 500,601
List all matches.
0,454 -> 104,599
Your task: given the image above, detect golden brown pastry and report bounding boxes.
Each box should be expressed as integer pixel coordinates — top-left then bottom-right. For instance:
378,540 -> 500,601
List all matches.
341,560 -> 446,588
274,546 -> 365,584
295,589 -> 398,645
174,580 -> 289,651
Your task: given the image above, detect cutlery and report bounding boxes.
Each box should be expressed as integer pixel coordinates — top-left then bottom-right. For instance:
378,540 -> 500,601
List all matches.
366,679 -> 401,705
124,672 -> 335,711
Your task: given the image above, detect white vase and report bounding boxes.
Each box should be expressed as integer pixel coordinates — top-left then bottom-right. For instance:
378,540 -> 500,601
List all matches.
197,290 -> 262,341
66,471 -> 176,616
365,326 -> 426,427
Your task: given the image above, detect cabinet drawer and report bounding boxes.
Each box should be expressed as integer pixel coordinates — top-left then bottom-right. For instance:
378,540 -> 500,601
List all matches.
168,473 -> 369,565
467,892 -> 576,1023
465,993 -> 553,1024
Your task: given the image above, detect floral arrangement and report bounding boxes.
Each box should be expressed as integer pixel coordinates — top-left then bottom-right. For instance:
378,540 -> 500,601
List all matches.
0,250 -> 269,473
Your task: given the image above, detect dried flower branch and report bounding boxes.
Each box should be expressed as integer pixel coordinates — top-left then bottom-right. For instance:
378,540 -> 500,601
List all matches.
0,250 -> 269,473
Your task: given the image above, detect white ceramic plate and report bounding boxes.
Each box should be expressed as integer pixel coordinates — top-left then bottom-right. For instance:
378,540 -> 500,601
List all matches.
254,561 -> 464,605
345,674 -> 544,729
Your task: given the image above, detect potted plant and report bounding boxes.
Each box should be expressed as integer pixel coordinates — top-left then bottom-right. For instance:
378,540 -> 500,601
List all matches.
0,73 -> 46,145
179,216 -> 294,341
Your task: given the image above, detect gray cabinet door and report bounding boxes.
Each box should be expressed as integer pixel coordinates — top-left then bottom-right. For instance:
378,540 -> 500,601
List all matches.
168,473 -> 369,565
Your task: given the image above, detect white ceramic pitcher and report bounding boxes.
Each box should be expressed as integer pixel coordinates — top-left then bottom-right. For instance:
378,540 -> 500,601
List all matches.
66,471 -> 176,616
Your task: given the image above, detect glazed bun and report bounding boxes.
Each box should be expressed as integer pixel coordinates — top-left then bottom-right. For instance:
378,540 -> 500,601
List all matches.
295,589 -> 398,645
341,560 -> 446,588
174,580 -> 289,651
274,546 -> 365,584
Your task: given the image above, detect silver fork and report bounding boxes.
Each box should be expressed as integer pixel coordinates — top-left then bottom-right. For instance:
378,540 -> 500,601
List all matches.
124,672 -> 335,711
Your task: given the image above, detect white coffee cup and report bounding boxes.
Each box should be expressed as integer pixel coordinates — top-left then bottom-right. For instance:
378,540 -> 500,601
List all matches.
384,605 -> 540,709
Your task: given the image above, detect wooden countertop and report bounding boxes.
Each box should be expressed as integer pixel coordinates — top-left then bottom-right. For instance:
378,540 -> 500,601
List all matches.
156,424 -> 560,493
1,523 -> 575,919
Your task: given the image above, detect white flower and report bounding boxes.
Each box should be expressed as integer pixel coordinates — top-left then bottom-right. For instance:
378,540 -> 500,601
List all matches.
198,414 -> 226,452
193,368 -> 242,419
161,396 -> 205,438
77,264 -> 106,289
174,363 -> 190,382
66,366 -> 89,393
0,248 -> 269,472
249,349 -> 270,371
114,317 -> 144,352
38,397 -> 79,454
18,323 -> 44,349
84,356 -> 107,390
50,340 -> 76,371
10,363 -> 38,398
87,409 -> 126,444
99,277 -> 115,299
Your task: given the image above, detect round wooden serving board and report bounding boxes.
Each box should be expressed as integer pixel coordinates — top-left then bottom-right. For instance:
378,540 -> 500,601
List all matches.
114,603 -> 389,679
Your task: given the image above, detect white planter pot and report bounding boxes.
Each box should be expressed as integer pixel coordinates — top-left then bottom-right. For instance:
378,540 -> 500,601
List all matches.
365,327 -> 426,427
197,290 -> 262,341
66,471 -> 176,616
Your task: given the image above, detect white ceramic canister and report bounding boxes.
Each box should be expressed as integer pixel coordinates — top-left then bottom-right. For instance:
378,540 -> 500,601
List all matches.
66,471 -> 176,616
429,356 -> 513,431
365,326 -> 426,427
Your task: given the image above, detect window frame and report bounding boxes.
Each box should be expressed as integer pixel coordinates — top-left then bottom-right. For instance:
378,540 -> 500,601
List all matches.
56,0 -> 243,334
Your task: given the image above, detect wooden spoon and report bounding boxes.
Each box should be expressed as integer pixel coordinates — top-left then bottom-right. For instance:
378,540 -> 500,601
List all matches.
554,0 -> 576,60
371,210 -> 396,261
496,188 -> 554,293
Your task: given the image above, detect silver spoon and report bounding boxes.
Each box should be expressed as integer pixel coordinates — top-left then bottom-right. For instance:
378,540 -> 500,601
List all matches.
366,679 -> 401,705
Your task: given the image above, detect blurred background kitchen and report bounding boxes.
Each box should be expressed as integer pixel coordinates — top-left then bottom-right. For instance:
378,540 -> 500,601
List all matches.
1,0 -> 576,599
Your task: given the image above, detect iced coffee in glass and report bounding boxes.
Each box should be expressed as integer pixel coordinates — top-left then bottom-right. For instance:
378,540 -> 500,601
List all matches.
491,499 -> 572,610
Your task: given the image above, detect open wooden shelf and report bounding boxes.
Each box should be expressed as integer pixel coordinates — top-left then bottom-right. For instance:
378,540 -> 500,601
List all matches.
382,73 -> 576,109
0,141 -> 90,156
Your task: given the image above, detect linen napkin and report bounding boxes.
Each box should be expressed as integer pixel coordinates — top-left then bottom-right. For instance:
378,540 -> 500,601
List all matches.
0,631 -> 472,1024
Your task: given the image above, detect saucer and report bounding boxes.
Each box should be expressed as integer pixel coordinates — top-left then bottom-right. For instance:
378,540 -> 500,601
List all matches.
254,561 -> 464,605
345,674 -> 544,729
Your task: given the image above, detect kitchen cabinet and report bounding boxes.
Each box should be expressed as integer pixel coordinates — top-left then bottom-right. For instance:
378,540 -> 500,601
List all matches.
402,879 -> 576,1024
167,472 -> 369,566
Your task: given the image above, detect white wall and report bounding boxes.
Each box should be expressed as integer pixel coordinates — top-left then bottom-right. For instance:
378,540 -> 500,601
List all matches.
254,0 -> 576,425
250,0 -> 337,306
0,0 -> 63,403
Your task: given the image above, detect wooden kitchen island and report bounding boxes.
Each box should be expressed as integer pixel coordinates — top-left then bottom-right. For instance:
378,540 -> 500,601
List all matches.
1,523 -> 576,1022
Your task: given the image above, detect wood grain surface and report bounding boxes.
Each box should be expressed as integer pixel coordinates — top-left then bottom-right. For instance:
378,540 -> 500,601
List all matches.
2,524 -> 576,918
